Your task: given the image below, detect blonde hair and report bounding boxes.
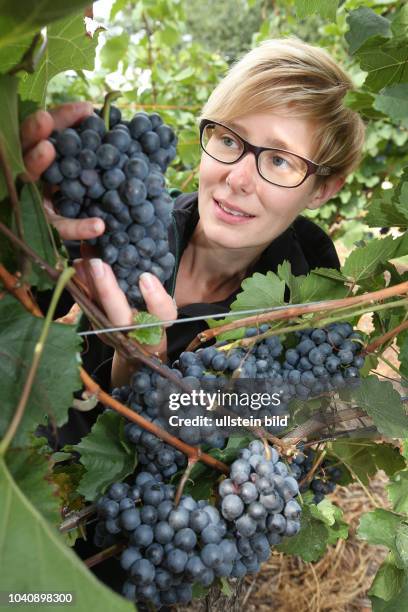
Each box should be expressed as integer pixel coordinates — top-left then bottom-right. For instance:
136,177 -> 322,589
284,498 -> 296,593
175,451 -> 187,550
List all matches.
200,38 -> 365,179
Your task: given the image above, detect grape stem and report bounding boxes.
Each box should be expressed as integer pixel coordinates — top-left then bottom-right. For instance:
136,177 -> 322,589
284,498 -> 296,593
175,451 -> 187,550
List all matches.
174,453 -> 201,507
80,368 -> 230,474
101,91 -> 122,131
299,449 -> 327,488
84,542 -> 126,568
0,267 -> 75,456
59,504 -> 97,534
185,280 -> 408,351
365,319 -> 408,354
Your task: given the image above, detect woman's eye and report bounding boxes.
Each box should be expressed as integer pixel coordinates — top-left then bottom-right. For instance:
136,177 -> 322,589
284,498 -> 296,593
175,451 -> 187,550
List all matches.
221,135 -> 238,148
272,155 -> 290,168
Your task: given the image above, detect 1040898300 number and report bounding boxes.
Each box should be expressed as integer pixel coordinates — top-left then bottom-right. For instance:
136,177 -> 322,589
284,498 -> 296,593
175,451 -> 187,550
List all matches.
3,593 -> 74,605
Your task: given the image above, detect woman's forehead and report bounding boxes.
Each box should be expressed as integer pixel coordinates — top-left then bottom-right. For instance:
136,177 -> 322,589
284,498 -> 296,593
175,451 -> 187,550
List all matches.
222,112 -> 318,158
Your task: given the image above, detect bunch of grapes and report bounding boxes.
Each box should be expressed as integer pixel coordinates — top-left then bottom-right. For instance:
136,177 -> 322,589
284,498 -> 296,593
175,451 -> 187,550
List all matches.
93,439 -> 303,608
42,105 -> 177,307
291,447 -> 343,503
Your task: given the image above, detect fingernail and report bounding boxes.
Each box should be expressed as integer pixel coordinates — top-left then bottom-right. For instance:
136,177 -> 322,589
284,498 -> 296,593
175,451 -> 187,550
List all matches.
89,258 -> 104,279
91,219 -> 104,234
140,272 -> 155,291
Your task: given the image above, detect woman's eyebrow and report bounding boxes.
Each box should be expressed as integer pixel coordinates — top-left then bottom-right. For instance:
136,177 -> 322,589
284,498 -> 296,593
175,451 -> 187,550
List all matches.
227,121 -> 293,150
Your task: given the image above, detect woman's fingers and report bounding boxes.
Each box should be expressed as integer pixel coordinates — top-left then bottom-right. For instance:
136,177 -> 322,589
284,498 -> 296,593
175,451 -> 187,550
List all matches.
21,102 -> 94,181
139,273 -> 178,325
88,259 -> 134,327
44,196 -> 105,241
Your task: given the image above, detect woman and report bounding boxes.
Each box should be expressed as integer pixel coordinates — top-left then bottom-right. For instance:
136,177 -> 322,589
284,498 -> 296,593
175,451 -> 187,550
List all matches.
21,38 -> 365,393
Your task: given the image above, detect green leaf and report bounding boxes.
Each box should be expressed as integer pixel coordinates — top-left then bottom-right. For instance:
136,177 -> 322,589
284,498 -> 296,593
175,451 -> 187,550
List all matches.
220,577 -> 233,597
344,90 -> 385,120
0,457 -> 133,610
21,184 -> 58,289
366,189 -> 408,229
311,267 -> 348,283
74,411 -> 137,501
298,272 -> 348,302
0,74 -> 25,200
396,523 -> 408,570
0,295 -> 82,447
19,14 -> 101,105
374,84 -> 408,127
6,448 -> 60,525
371,578 -> 408,612
342,235 -> 403,282
295,0 -> 338,22
343,377 -> 408,439
100,33 -> 130,72
331,440 -> 405,486
277,504 -> 331,562
355,36 -> 408,93
388,471 -> 408,514
400,334 -> 408,381
358,508 -> 402,553
369,554 -> 405,601
310,498 -> 349,544
0,0 -> 93,51
346,8 -> 391,55
129,311 -> 163,345
231,271 -> 286,312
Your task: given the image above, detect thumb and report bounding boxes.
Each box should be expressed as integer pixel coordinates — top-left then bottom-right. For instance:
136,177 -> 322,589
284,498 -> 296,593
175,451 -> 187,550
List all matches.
139,273 -> 177,325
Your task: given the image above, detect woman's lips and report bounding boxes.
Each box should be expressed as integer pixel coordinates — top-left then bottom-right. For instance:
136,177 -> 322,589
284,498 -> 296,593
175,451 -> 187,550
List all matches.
213,198 -> 256,224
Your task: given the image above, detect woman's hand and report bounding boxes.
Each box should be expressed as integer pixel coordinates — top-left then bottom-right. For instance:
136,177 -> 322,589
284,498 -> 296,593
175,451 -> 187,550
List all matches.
20,101 -> 105,241
75,259 -> 177,387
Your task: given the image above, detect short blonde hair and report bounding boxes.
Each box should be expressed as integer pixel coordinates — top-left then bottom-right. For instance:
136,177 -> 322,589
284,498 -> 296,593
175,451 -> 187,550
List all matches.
200,38 -> 365,179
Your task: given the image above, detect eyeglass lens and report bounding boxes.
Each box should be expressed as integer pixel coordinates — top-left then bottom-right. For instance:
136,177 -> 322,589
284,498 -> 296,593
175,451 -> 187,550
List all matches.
201,123 -> 308,187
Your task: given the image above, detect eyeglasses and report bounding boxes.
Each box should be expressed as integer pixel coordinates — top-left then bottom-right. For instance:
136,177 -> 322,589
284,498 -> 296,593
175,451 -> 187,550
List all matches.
199,119 -> 332,188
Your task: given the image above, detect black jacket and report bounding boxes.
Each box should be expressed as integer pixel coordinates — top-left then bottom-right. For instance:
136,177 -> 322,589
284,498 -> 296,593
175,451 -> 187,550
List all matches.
38,191 -> 339,448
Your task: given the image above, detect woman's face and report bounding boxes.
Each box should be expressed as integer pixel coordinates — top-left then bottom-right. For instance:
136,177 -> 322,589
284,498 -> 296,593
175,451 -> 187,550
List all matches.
197,111 -> 331,251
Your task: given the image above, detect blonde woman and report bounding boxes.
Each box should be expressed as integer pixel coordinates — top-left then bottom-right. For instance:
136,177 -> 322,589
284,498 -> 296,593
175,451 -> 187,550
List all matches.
21,38 -> 365,393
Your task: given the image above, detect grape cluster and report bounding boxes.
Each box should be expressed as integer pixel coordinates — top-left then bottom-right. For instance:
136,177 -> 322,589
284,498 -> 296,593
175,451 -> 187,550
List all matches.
291,448 -> 343,503
281,322 -> 365,399
94,440 -> 303,608
42,106 -> 177,307
220,439 -> 301,565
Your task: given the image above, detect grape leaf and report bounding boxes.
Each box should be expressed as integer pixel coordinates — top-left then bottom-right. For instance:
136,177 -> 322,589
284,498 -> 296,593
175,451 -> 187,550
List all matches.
19,14 -> 101,105
346,8 -> 392,55
231,271 -> 286,312
129,311 -> 163,346
371,578 -> 408,612
342,377 -> 408,439
20,184 -> 58,290
0,295 -> 82,447
294,0 -> 338,22
277,504 -> 334,562
331,440 -> 405,486
0,457 -> 133,610
342,235 -> 403,282
388,471 -> 408,514
400,334 -> 408,380
6,448 -> 60,525
369,554 -> 405,601
0,0 -> 93,50
358,509 -> 403,555
311,267 -> 348,283
298,272 -> 348,302
310,498 -> 348,544
374,84 -> 408,127
73,411 -> 137,501
0,74 -> 25,201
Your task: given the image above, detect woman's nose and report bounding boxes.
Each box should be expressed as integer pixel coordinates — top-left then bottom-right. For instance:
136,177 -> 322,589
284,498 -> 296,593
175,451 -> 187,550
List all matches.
225,152 -> 257,194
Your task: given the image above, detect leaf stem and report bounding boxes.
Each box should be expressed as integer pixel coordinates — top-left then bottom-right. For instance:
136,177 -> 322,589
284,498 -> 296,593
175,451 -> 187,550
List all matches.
101,91 -> 122,131
174,454 -> 201,506
0,263 -> 43,317
0,267 -> 75,456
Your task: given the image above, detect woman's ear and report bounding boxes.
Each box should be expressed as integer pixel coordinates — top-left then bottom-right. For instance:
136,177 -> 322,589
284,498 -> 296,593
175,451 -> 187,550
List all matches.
306,175 -> 346,210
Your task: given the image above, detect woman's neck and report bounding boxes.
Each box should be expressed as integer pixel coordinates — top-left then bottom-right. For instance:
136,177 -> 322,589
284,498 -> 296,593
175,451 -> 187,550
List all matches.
183,221 -> 265,291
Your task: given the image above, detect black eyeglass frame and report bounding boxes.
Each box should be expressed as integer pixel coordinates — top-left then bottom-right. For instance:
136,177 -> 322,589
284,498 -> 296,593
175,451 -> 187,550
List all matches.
199,118 -> 333,188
